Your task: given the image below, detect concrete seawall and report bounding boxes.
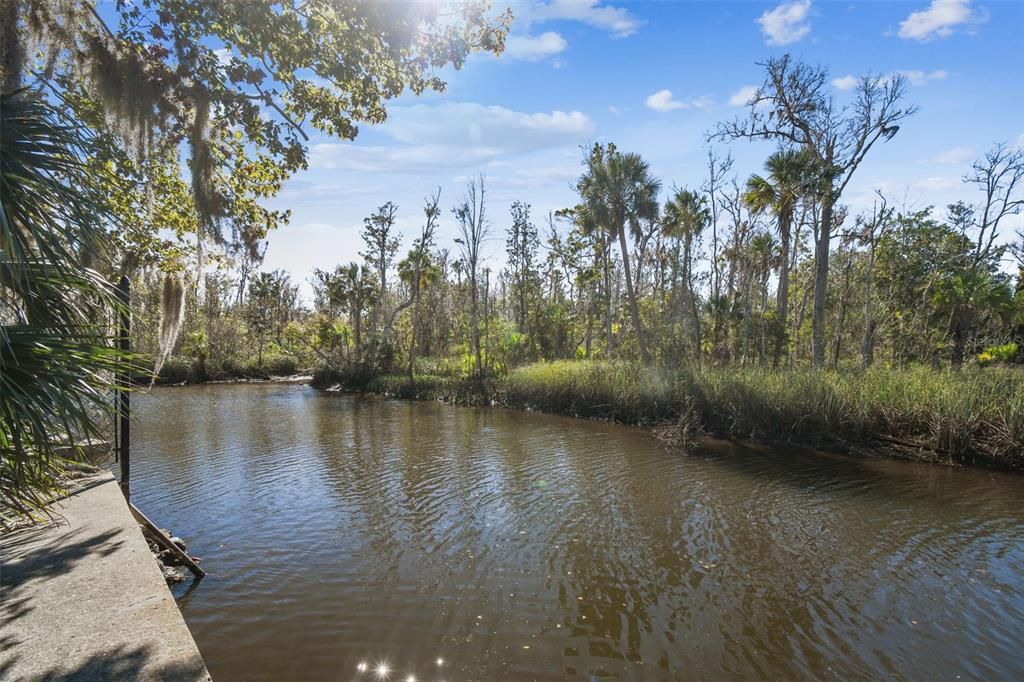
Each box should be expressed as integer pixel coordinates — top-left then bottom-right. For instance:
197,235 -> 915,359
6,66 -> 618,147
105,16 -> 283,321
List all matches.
1,473 -> 211,680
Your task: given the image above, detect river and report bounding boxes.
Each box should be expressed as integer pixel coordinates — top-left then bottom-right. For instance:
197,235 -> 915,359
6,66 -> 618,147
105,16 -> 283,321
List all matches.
131,383 -> 1024,680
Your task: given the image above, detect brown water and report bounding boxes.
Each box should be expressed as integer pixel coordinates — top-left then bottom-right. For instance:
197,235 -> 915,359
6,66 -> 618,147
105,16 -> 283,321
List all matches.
132,383 -> 1024,681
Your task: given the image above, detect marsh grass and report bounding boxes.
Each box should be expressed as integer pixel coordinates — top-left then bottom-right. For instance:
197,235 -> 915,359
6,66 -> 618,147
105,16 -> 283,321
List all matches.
332,360 -> 1023,469
505,361 -> 1024,469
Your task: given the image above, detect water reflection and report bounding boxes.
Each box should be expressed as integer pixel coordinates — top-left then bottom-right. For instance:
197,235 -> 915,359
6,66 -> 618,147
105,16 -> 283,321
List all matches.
131,384 -> 1024,680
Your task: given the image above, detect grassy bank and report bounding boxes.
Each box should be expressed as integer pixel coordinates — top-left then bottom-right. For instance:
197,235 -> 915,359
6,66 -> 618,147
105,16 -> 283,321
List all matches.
314,360 -> 1024,471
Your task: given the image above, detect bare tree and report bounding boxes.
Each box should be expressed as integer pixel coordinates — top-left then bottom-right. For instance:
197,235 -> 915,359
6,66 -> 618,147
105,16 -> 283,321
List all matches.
703,147 -> 734,354
390,190 -> 440,381
360,201 -> 400,346
718,54 -> 916,367
946,142 -> 1024,365
856,191 -> 894,368
963,142 -> 1024,269
453,176 -> 490,380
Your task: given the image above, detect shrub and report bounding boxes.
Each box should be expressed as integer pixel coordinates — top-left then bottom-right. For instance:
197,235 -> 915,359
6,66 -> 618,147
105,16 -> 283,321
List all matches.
262,354 -> 299,376
157,357 -> 195,384
977,342 -> 1018,366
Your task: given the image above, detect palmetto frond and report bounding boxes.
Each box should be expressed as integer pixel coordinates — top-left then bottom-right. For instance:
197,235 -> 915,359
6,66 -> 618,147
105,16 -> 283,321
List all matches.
742,175 -> 777,215
1,89 -> 136,520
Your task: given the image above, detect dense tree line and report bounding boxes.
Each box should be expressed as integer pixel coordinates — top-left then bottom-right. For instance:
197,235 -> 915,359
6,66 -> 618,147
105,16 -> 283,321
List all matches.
138,57 -> 1023,380
144,144 -> 1024,379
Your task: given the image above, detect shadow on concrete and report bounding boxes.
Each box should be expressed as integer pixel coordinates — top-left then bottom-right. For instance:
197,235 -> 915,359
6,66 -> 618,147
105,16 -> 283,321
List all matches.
0,635 -> 20,679
1,527 -> 125,626
37,644 -> 209,681
1,527 -> 124,590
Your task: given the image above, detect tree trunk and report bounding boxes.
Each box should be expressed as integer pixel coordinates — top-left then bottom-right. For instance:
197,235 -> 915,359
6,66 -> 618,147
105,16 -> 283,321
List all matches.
585,281 -> 595,358
759,272 -> 770,366
832,256 -> 852,369
668,243 -> 681,353
470,275 -> 482,379
773,211 -> 792,367
484,268 -> 490,376
951,309 -> 965,368
711,222 -> 721,354
618,228 -> 650,364
861,243 -> 876,369
684,236 -> 701,364
793,283 -> 810,367
741,274 -> 752,365
407,303 -> 418,382
1,0 -> 23,92
518,275 -> 528,334
407,283 -> 421,382
811,191 -> 834,368
353,303 -> 362,362
602,234 -> 614,355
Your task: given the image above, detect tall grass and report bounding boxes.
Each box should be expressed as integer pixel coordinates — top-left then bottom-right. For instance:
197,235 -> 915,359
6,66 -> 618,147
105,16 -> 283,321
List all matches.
316,359 -> 1023,469
504,361 -> 1024,469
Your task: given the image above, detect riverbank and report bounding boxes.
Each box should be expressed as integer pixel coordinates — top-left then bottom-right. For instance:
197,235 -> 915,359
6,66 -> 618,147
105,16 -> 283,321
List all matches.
313,360 -> 1024,471
154,355 -> 302,384
0,472 -> 210,680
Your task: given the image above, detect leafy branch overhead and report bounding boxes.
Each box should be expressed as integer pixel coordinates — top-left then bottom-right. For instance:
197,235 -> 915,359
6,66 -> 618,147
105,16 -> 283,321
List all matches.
5,0 -> 511,263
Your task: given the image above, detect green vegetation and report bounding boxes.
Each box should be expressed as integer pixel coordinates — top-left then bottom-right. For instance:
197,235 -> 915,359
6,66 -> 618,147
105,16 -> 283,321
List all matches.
324,360 -> 1023,470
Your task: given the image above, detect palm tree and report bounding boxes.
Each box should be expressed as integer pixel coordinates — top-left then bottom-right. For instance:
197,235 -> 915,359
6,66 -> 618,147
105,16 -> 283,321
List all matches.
331,263 -> 376,361
662,188 -> 710,363
743,148 -> 816,366
398,249 -> 441,380
1,90 -> 134,518
749,232 -> 779,364
577,144 -> 660,364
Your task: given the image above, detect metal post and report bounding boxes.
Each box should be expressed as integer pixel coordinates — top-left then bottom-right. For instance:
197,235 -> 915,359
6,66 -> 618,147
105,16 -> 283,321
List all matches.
117,275 -> 131,500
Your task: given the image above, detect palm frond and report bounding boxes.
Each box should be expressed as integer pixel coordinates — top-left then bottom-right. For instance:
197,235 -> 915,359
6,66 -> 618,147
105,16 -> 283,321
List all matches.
1,89 -> 139,521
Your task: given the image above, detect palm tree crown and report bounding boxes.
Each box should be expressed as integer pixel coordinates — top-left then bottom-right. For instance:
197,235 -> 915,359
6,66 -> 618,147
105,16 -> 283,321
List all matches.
662,188 -> 710,242
577,144 -> 661,242
742,148 -> 816,217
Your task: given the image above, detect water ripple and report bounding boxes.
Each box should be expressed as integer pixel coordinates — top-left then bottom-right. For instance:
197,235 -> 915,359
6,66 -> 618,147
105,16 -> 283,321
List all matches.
129,384 -> 1024,681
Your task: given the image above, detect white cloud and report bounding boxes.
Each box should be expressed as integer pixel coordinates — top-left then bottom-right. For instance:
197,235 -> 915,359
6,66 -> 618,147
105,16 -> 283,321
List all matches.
645,90 -> 712,112
913,176 -> 960,191
832,75 -> 859,91
310,102 -> 595,173
832,69 -> 948,90
897,0 -> 984,41
927,146 -> 976,164
491,165 -> 581,190
503,32 -> 568,60
525,0 -> 641,37
385,103 -> 593,146
896,68 -> 948,85
728,85 -> 759,107
757,0 -> 812,46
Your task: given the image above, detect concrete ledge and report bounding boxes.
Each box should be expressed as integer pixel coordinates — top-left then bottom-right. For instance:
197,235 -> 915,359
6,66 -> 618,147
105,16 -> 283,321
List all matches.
1,473 -> 211,681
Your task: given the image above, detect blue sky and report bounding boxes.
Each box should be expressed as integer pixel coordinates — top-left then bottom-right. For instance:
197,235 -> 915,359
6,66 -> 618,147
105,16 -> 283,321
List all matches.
254,0 -> 1024,295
